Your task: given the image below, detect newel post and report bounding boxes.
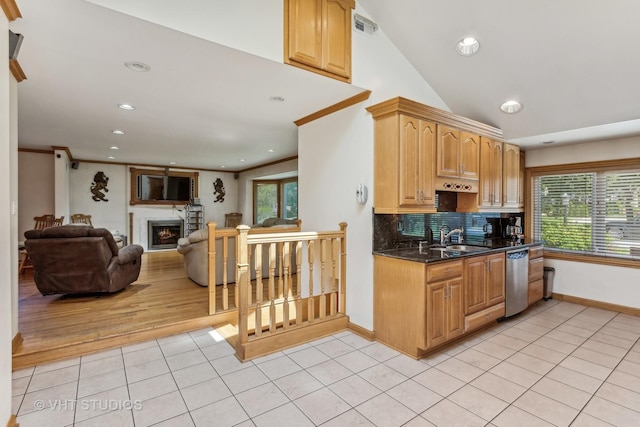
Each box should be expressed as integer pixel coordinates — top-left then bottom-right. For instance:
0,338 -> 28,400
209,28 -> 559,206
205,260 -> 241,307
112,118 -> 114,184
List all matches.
339,222 -> 347,314
207,222 -> 217,315
236,225 -> 251,347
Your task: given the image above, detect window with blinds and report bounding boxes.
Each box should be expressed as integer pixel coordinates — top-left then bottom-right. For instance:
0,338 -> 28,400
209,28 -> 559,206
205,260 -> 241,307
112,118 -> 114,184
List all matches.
532,167 -> 640,258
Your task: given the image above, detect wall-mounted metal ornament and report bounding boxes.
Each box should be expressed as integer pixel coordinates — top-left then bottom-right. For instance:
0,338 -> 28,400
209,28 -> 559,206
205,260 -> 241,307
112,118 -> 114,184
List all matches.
213,178 -> 225,203
91,171 -> 109,202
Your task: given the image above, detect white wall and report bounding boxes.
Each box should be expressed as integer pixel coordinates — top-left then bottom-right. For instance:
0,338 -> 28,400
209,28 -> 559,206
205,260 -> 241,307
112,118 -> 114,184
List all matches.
17,151 -> 55,240
10,74 -> 19,341
298,4 -> 448,332
20,157 -> 239,249
54,149 -> 70,222
1,10 -> 14,423
525,136 -> 640,309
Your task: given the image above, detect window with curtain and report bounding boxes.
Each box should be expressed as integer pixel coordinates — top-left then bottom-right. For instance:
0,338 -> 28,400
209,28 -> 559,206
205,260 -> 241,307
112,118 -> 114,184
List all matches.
531,164 -> 640,259
253,178 -> 298,223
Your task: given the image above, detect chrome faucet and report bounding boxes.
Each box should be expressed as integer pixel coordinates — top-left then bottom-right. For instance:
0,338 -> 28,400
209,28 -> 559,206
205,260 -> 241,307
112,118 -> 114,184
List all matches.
441,225 -> 464,244
439,225 -> 450,244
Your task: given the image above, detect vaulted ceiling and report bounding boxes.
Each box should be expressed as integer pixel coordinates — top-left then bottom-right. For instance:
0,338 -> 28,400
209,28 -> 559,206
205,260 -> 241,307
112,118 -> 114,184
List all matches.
11,0 -> 640,171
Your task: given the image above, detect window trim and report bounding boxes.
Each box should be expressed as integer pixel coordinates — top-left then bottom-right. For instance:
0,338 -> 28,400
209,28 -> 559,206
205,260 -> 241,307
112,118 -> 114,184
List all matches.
525,157 -> 640,269
252,177 -> 298,224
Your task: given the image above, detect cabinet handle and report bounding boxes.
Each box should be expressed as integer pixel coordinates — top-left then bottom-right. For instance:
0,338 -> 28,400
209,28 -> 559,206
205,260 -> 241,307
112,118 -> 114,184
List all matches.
461,164 -> 465,174
417,191 -> 420,201
445,285 -> 449,299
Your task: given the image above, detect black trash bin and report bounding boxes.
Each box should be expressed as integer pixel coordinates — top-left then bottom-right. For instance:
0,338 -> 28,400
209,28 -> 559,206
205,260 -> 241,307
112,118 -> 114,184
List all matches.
543,267 -> 555,300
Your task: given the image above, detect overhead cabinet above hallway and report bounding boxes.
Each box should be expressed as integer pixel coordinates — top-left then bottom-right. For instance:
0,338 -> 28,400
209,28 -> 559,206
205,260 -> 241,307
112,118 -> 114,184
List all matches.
284,0 -> 355,82
367,97 -> 523,214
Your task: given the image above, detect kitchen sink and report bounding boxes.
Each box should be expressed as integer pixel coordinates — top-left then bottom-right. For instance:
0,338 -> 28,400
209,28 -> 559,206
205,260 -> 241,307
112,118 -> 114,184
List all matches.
445,245 -> 486,253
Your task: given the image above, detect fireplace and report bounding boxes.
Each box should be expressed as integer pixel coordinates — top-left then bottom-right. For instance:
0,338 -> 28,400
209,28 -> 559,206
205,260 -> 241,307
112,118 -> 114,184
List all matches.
148,219 -> 184,250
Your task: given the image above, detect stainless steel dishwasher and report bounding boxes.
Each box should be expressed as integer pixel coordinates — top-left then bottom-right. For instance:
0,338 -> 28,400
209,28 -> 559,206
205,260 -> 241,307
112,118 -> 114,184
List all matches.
504,247 -> 529,317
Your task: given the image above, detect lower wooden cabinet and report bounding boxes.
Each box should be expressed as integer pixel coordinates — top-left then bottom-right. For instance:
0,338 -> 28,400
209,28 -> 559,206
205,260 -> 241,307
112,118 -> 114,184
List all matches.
426,276 -> 464,349
464,253 -> 505,315
374,252 -> 508,358
528,245 -> 544,305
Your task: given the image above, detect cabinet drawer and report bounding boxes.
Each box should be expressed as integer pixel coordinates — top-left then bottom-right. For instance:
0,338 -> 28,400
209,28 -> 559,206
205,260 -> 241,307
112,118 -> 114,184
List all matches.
529,258 -> 544,282
528,279 -> 543,305
465,302 -> 505,333
427,260 -> 463,283
529,245 -> 544,259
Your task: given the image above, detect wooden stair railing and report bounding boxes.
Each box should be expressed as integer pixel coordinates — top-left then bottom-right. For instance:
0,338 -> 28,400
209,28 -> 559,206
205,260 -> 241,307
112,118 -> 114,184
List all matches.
235,223 -> 348,361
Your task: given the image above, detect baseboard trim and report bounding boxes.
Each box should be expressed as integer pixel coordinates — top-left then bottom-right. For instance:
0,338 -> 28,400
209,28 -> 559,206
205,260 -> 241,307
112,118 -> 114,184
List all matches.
12,332 -> 23,354
347,321 -> 375,340
6,414 -> 18,427
552,293 -> 640,316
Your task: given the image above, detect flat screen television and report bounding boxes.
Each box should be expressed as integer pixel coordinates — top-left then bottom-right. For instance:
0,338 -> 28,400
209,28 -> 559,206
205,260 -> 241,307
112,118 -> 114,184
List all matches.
137,174 -> 192,202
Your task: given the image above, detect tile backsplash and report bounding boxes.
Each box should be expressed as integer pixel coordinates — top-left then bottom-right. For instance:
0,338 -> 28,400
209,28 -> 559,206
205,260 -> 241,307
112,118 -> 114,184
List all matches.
373,212 -> 524,251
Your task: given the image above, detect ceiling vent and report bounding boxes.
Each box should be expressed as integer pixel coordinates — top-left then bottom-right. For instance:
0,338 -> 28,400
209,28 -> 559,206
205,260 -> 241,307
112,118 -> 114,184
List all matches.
354,14 -> 378,35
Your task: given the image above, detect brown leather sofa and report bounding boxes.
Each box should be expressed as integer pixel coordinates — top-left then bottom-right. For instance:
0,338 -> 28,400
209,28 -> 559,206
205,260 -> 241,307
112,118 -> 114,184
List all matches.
24,225 -> 144,295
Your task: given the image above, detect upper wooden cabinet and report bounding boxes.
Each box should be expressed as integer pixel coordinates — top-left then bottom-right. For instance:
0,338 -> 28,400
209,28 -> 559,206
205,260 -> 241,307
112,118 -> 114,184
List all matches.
284,0 -> 354,83
479,137 -> 503,208
371,111 -> 437,213
503,143 -> 523,209
436,126 -> 480,181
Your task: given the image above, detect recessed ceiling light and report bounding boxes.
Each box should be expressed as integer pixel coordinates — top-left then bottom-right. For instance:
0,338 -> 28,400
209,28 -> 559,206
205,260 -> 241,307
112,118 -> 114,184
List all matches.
220,165 -> 226,168
456,37 -> 480,56
268,149 -> 275,153
111,129 -> 125,135
169,161 -> 176,165
118,104 -> 135,111
107,156 -> 115,160
541,140 -> 555,145
240,158 -> 246,162
269,96 -> 285,102
500,100 -> 523,114
124,61 -> 151,72
109,146 -> 119,150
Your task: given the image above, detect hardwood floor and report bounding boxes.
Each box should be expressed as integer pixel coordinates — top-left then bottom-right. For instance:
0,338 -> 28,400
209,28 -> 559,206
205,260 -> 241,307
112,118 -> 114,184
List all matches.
13,250 -> 234,369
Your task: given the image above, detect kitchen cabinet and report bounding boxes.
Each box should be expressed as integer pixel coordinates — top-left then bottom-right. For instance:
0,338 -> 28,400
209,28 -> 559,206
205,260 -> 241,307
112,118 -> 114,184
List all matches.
284,0 -> 354,83
503,143 -> 522,209
373,256 -> 463,357
479,137 -> 503,208
436,126 -> 480,181
528,245 -> 544,305
463,252 -> 505,315
371,112 -> 436,213
426,273 -> 464,349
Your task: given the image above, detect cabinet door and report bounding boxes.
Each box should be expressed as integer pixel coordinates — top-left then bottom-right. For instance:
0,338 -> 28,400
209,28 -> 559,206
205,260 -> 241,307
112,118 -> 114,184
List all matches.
398,116 -> 421,206
418,120 -> 437,207
503,143 -> 521,208
436,126 -> 460,178
479,138 -> 502,207
447,277 -> 465,340
486,253 -> 506,306
322,0 -> 352,78
399,116 -> 436,208
464,256 -> 488,315
459,132 -> 480,181
426,281 -> 447,349
286,0 -> 323,69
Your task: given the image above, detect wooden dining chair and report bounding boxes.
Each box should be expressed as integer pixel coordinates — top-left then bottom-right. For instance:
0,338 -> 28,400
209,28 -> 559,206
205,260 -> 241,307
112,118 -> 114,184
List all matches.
20,214 -> 65,274
71,213 -> 93,226
225,212 -> 243,228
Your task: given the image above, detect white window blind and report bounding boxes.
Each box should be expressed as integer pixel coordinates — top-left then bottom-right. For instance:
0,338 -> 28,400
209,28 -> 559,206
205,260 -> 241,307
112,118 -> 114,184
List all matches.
532,168 -> 640,258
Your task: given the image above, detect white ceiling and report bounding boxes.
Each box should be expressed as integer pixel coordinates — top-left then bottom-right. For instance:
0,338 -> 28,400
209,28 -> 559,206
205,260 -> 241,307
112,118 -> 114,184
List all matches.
11,0 -> 640,171
10,0 -> 364,170
358,0 -> 640,149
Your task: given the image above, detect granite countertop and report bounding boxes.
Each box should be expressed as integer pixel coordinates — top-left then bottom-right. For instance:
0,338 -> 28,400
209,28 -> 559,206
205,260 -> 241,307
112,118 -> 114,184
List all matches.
373,238 -> 543,264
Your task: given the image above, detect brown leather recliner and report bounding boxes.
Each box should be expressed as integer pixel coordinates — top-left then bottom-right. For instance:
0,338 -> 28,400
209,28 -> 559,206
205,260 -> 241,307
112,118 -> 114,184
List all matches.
24,225 -> 144,295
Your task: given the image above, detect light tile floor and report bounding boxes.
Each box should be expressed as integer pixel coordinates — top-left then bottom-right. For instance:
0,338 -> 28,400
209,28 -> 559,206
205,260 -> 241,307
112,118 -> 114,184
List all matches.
12,299 -> 640,427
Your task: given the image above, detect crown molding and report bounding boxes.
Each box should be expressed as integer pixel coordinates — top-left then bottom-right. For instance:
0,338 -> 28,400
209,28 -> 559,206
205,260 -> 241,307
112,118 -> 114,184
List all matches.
1,0 -> 21,21
9,59 -> 26,82
295,90 -> 371,126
